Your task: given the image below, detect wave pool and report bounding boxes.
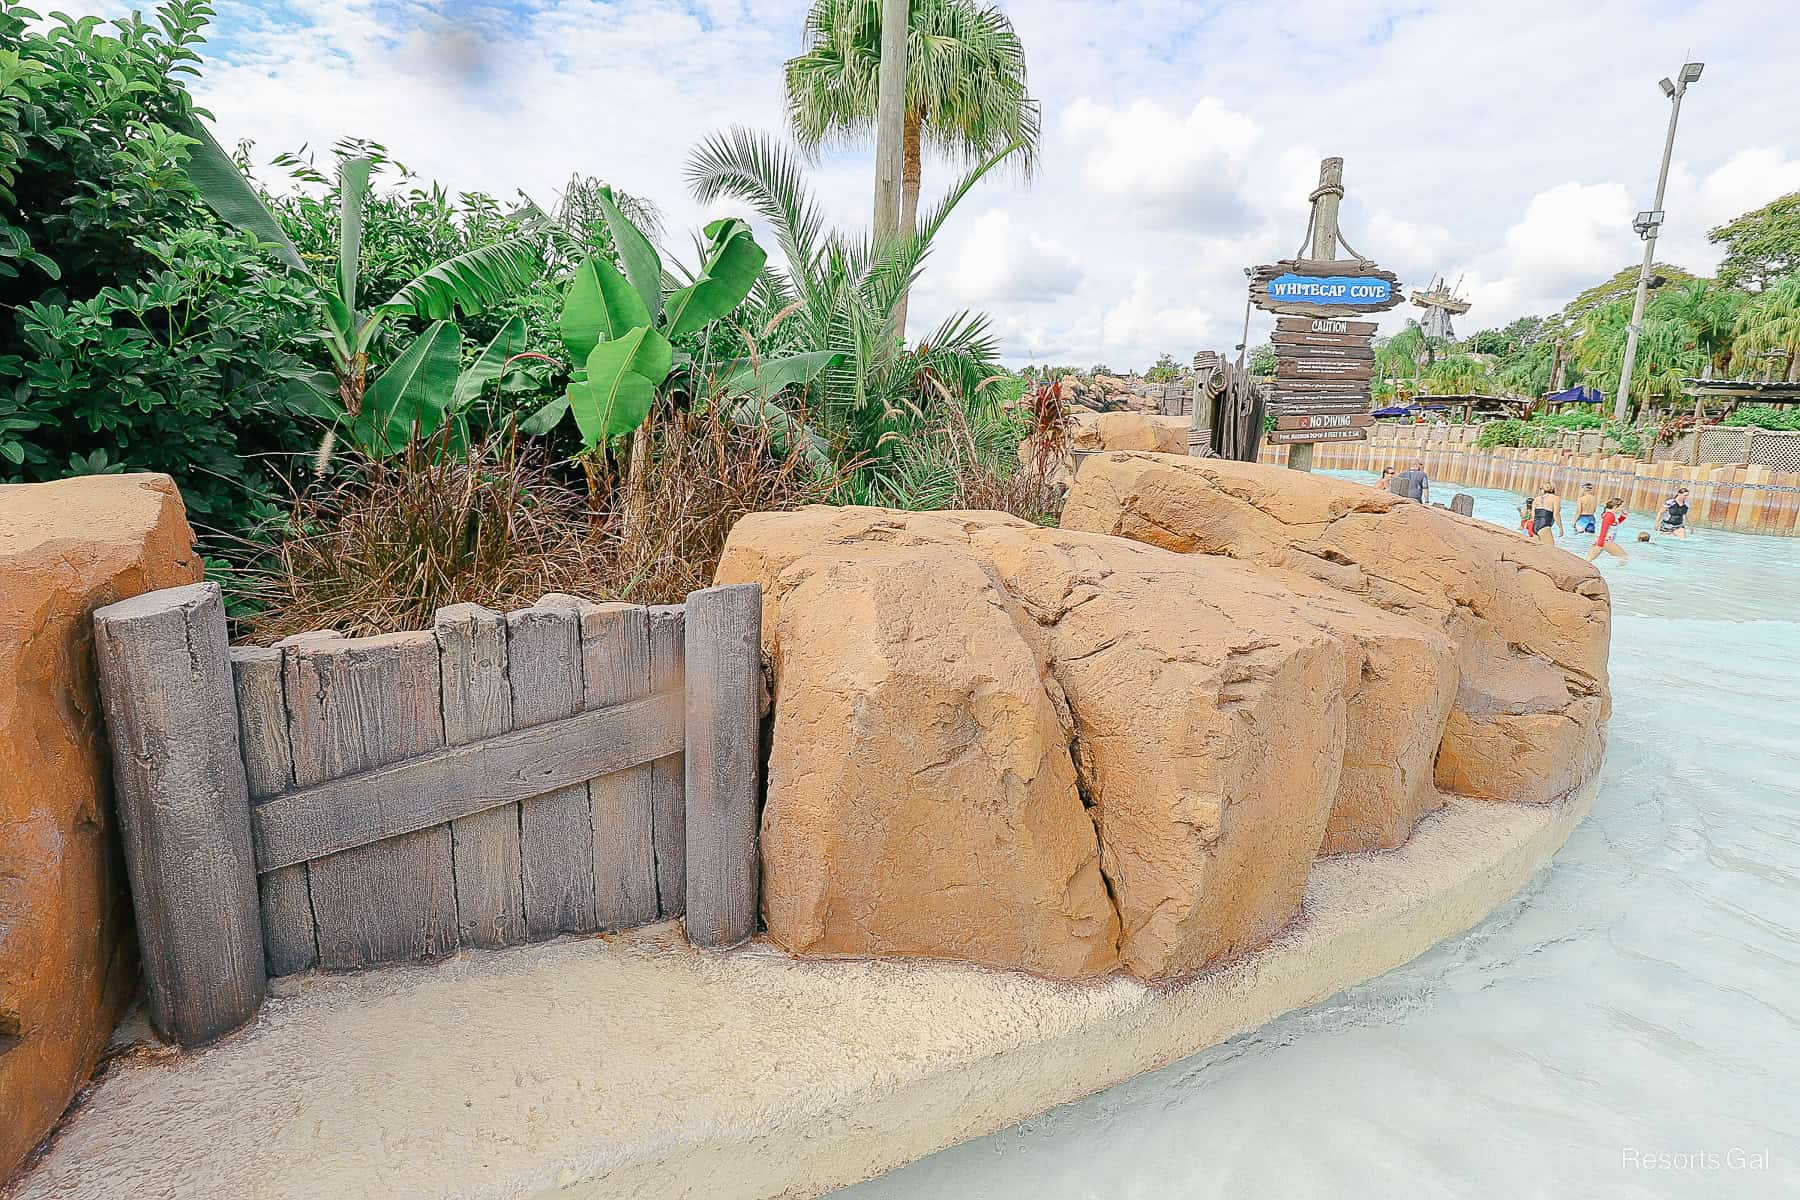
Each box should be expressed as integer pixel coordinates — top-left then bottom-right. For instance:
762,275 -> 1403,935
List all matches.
839,475 -> 1800,1199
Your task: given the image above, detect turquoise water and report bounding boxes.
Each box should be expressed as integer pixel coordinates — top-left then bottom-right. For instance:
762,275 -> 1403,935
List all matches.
840,474 -> 1800,1199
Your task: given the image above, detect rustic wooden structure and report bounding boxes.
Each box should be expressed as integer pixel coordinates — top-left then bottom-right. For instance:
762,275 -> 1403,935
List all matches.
93,583 -> 765,1048
1409,275 -> 1472,340
92,583 -> 265,1047
1248,159 -> 1398,465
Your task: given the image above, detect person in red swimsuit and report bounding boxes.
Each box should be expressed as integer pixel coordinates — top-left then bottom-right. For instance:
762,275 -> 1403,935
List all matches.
1585,498 -> 1629,563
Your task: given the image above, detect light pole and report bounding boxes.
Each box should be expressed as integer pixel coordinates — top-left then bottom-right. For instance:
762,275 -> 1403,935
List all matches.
1615,61 -> 1703,425
1235,266 -> 1253,371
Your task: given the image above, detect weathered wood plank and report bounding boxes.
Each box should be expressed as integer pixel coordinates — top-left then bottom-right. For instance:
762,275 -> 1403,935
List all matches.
683,584 -> 762,948
259,630 -> 342,974
578,602 -> 660,928
649,604 -> 687,917
250,689 -> 685,870
508,604 -> 599,938
435,604 -> 523,948
286,632 -> 458,969
92,583 -> 265,1045
231,645 -> 314,976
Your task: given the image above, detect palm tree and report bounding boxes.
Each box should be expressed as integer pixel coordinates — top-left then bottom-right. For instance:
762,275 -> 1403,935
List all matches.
685,126 -> 1014,484
784,0 -> 1039,334
1730,275 -> 1800,381
1649,279 -> 1743,375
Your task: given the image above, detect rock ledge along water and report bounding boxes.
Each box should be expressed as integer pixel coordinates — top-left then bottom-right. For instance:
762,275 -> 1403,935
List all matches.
712,488 -> 1586,983
1063,452 -> 1612,808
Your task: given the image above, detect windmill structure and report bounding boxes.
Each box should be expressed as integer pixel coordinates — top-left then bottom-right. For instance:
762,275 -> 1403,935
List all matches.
1410,274 -> 1472,340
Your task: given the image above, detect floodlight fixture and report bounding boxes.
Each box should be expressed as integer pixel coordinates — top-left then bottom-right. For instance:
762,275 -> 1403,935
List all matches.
1679,62 -> 1704,83
1659,77 -> 1676,97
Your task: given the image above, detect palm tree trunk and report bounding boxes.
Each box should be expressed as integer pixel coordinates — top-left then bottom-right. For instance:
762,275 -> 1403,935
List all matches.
894,108 -> 923,344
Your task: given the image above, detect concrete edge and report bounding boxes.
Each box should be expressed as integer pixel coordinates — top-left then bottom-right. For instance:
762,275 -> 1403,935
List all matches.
9,781 -> 1598,1200
585,781 -> 1600,1199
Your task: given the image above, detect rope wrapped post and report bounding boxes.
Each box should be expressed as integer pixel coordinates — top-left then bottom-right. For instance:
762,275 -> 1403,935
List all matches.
92,582 -> 265,1047
682,583 -> 763,948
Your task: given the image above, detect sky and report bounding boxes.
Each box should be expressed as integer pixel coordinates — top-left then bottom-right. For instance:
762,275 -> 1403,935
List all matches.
67,0 -> 1800,368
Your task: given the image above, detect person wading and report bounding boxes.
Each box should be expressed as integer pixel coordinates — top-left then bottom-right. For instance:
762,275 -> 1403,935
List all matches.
1389,460 -> 1429,504
1574,484 -> 1598,535
1659,487 -> 1693,538
1585,497 -> 1630,564
1532,483 -> 1564,544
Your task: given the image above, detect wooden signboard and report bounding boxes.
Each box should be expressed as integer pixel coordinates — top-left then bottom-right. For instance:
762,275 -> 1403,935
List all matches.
1276,412 -> 1373,431
1268,426 -> 1370,444
1276,358 -> 1374,381
1250,259 -> 1403,318
1275,316 -> 1378,337
1269,336 -> 1374,358
1271,399 -> 1372,416
1272,377 -> 1379,394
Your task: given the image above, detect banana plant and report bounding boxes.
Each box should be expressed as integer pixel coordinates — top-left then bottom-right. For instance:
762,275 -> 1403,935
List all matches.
523,189 -> 840,450
182,120 -> 541,457
351,317 -> 531,455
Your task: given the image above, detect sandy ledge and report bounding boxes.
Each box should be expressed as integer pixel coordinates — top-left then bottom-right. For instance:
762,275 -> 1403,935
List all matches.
9,783 -> 1597,1200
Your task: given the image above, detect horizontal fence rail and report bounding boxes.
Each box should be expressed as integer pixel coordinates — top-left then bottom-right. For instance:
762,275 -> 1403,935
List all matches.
93,583 -> 764,1049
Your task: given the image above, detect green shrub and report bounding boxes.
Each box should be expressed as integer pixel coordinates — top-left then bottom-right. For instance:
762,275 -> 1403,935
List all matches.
0,0 -> 325,537
1476,418 -> 1537,449
1722,405 -> 1800,431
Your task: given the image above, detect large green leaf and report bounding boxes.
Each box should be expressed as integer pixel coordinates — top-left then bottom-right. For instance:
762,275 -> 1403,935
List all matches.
560,255 -> 651,368
179,116 -> 305,274
665,218 -> 767,339
567,326 -> 671,448
451,316 -> 527,411
380,235 -> 541,320
719,349 -> 842,402
337,157 -> 372,310
350,320 -> 462,456
597,187 -> 662,323
520,394 -> 570,436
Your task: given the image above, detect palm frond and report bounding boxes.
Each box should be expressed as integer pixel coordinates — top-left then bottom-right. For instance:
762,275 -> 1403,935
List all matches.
379,234 -> 542,320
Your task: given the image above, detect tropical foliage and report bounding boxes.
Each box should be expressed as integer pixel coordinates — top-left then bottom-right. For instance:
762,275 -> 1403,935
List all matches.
784,0 -> 1037,332
0,0 -> 325,530
685,126 -> 1014,499
1708,190 -> 1800,292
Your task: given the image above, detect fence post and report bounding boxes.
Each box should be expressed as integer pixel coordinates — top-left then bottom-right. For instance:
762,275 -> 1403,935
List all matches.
682,583 -> 762,949
92,582 -> 265,1047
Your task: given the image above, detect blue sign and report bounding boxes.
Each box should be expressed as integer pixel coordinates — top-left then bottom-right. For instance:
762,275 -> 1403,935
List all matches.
1266,273 -> 1392,306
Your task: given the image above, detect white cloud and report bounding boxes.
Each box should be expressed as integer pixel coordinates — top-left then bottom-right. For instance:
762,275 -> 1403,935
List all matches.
942,210 -> 1083,304
1062,96 -> 1261,229
53,0 -> 1800,368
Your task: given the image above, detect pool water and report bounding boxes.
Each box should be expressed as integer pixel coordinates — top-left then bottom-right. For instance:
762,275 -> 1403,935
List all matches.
839,474 -> 1800,1199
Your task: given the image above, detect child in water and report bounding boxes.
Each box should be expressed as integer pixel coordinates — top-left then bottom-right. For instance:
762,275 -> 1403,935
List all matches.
1574,485 -> 1597,535
1585,498 -> 1630,563
1519,495 -> 1535,536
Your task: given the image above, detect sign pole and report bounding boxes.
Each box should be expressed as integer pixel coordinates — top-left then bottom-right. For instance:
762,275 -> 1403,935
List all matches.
1288,157 -> 1343,474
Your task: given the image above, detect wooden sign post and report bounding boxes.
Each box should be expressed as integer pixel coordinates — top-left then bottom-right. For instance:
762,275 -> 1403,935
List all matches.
1248,158 -> 1401,471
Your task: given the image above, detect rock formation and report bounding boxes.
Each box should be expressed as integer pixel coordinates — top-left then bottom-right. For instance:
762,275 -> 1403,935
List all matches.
1062,452 -> 1611,806
1021,411 -> 1189,490
0,474 -> 201,1180
716,500 -> 1497,981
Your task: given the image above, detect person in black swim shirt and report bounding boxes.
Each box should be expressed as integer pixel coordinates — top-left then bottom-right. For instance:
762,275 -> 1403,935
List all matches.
1658,487 -> 1692,538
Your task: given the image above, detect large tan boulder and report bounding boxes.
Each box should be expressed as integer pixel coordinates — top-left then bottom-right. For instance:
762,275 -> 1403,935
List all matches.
1021,413 -> 1188,489
718,507 -> 1381,981
0,474 -> 201,1181
1063,453 -> 1610,806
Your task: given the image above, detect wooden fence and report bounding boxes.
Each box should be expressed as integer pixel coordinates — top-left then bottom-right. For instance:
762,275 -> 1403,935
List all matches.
91,582 -> 762,1048
1260,432 -> 1800,536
